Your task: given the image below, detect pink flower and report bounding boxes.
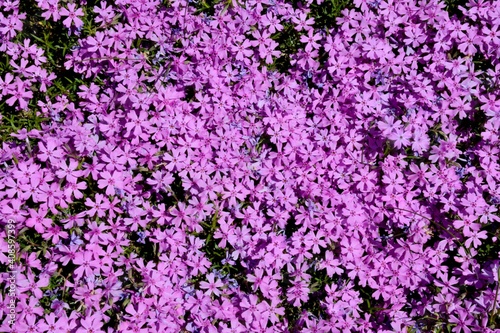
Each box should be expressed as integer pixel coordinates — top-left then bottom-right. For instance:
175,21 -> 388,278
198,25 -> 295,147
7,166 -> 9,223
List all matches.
320,251 -> 344,277
84,194 -> 110,217
25,207 -> 52,233
37,138 -> 64,164
240,294 -> 266,324
5,79 -> 32,109
388,128 -> 412,149
97,170 -> 124,196
449,308 -> 473,333
60,3 -> 84,29
38,313 -> 69,333
199,273 -> 224,296
75,313 -> 105,333
286,279 -> 309,307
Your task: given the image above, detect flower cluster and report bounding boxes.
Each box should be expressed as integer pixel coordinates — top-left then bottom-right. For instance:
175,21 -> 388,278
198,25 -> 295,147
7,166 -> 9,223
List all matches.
1,0 -> 500,332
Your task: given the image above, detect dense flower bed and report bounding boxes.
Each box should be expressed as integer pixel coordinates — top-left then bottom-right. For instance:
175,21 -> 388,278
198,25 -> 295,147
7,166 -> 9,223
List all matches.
1,0 -> 500,332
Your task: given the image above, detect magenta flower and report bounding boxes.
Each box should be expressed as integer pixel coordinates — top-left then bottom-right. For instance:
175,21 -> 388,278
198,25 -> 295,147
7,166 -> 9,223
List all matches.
2,0 -> 500,331
84,194 -> 110,218
97,170 -> 124,196
25,207 -> 52,233
199,273 -> 224,296
60,3 -> 84,29
75,313 -> 105,333
5,79 -> 32,109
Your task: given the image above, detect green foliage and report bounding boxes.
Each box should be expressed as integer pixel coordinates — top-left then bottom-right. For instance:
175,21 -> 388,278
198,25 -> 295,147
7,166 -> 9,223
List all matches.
194,0 -> 225,14
0,0 -> 103,142
256,132 -> 278,153
18,227 -> 49,254
285,215 -> 301,238
270,23 -> 303,73
443,0 -> 468,17
302,0 -> 353,30
269,0 -> 353,74
196,210 -> 254,293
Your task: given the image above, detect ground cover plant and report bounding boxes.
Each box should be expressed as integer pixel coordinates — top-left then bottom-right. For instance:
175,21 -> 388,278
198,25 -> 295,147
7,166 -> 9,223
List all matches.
1,0 -> 500,332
